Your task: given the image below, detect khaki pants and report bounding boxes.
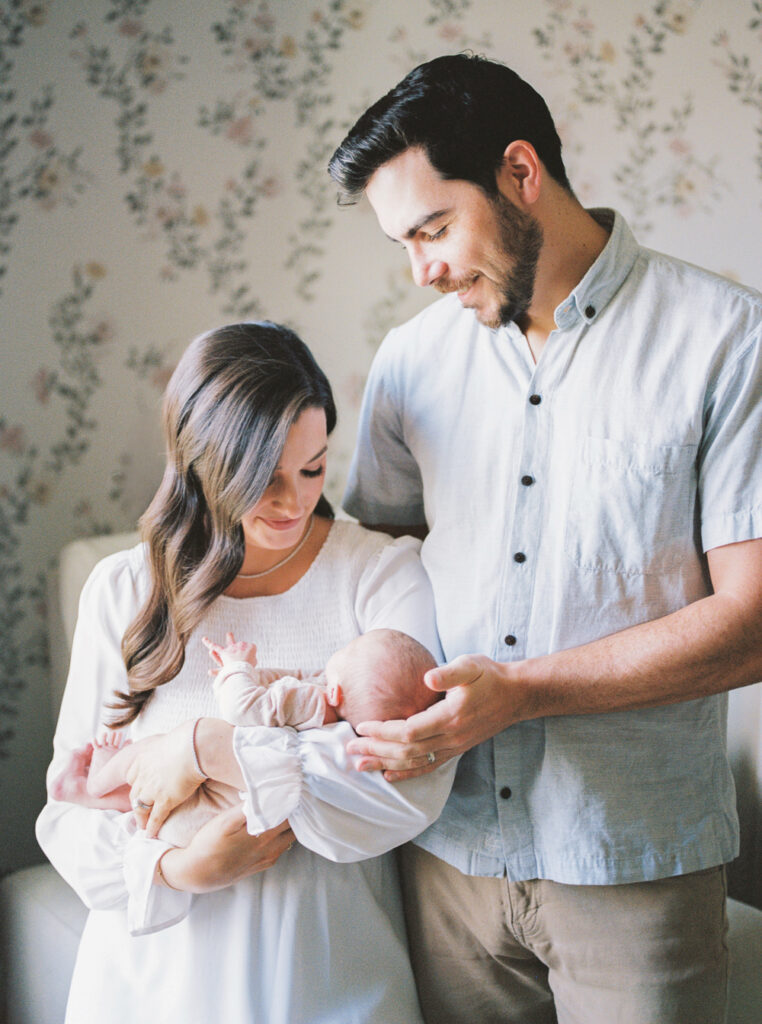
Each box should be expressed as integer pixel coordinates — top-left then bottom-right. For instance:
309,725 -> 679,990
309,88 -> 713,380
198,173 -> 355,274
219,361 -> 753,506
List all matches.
399,844 -> 729,1024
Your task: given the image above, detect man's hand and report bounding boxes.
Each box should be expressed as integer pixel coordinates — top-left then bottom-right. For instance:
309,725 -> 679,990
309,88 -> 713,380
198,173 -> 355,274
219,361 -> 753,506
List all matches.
158,809 -> 295,892
346,654 -> 523,781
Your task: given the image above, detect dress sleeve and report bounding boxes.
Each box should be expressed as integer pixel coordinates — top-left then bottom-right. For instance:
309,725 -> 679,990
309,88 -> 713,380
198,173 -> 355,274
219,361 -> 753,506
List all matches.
354,534 -> 443,663
233,722 -> 456,861
35,550 -> 191,936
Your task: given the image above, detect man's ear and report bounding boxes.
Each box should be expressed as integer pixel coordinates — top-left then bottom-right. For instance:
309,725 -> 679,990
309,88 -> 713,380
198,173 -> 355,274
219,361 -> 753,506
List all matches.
496,139 -> 542,205
326,682 -> 343,708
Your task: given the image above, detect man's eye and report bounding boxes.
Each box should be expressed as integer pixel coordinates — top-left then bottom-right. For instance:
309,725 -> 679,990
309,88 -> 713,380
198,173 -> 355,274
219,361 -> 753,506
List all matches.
428,226 -> 446,241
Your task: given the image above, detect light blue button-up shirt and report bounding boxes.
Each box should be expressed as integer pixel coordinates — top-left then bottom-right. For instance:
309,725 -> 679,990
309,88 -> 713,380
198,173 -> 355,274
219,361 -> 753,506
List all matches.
344,211 -> 762,884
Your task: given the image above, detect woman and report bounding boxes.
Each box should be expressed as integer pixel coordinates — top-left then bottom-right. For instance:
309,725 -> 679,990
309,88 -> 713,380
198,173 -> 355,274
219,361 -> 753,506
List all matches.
36,322 -> 453,1024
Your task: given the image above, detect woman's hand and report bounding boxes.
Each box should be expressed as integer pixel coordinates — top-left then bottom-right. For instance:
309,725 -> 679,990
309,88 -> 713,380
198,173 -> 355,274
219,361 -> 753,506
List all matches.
124,719 -> 206,837
158,809 -> 295,893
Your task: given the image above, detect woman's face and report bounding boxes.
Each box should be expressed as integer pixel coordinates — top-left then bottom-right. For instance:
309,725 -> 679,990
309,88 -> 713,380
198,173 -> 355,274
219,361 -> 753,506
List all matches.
240,406 -> 328,557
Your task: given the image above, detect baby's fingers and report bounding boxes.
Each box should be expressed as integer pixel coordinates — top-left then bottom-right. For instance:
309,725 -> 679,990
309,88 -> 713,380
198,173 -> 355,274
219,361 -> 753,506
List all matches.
202,636 -> 223,665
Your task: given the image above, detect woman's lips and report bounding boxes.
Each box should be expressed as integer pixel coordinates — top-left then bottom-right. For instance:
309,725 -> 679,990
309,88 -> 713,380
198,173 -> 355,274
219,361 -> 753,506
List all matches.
261,517 -> 301,531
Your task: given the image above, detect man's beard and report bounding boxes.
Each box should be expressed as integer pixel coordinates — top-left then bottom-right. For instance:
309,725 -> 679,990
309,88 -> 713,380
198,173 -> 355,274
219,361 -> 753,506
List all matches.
435,194 -> 543,329
492,194 -> 543,328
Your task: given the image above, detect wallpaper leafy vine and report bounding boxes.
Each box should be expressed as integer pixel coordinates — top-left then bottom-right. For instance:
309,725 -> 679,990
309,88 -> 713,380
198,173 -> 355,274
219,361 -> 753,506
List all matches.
0,0 -> 760,876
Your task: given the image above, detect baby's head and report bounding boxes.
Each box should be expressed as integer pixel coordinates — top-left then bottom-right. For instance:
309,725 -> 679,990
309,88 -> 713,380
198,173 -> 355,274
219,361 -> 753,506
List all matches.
324,628 -> 439,728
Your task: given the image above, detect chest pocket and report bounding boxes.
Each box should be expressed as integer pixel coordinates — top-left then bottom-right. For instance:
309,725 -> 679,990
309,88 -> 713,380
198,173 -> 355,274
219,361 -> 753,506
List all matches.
565,437 -> 699,576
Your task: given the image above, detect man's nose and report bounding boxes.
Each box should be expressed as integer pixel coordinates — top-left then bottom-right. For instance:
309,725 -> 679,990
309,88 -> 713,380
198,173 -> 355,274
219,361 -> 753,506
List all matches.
409,248 -> 446,288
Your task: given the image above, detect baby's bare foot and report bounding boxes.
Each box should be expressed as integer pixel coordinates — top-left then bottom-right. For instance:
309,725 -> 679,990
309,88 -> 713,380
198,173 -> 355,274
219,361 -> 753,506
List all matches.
50,743 -> 95,804
89,731 -> 130,781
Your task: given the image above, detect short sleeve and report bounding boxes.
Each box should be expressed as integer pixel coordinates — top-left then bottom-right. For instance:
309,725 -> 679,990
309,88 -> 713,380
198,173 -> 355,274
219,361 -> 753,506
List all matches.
354,535 -> 443,663
699,324 -> 762,550
343,329 -> 426,526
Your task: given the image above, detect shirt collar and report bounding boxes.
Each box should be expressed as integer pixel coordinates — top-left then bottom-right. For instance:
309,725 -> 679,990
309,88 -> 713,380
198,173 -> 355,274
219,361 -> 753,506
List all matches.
553,209 -> 640,330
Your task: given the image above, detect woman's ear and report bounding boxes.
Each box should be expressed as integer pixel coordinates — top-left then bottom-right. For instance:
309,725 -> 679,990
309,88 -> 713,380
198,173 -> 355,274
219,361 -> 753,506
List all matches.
496,140 -> 542,205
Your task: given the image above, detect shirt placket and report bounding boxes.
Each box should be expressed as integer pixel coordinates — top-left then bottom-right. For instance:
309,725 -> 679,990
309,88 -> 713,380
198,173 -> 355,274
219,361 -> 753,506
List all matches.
491,330 -> 561,874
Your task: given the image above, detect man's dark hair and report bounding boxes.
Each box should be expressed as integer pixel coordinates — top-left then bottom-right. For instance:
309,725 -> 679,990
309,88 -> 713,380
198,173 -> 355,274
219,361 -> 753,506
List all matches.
328,53 -> 571,202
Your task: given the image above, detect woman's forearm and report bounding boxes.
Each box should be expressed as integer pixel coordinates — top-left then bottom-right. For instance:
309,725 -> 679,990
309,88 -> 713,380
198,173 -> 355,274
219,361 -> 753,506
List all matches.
194,718 -> 244,788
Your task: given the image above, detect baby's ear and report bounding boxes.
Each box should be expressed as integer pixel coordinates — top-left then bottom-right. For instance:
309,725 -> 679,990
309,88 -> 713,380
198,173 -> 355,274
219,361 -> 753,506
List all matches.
326,682 -> 343,707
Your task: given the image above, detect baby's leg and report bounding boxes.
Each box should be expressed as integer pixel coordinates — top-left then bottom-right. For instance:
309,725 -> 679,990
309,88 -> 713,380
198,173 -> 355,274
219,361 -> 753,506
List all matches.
87,732 -> 130,786
50,742 -> 96,805
50,739 -> 132,811
86,732 -> 136,803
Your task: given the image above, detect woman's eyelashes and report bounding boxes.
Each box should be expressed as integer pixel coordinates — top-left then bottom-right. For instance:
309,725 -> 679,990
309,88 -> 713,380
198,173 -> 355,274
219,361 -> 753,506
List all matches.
302,464 -> 325,479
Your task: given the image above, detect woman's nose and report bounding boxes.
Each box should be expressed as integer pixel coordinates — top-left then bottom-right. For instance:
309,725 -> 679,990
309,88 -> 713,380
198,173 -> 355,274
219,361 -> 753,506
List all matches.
271,476 -> 301,511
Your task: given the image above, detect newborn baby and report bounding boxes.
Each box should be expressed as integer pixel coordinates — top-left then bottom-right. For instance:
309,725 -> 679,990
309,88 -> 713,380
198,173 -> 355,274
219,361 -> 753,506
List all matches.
51,628 -> 439,847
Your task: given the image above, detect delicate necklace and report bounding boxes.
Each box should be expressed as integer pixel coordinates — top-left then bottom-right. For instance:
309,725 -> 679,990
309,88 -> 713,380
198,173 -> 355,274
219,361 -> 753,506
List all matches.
235,515 -> 315,580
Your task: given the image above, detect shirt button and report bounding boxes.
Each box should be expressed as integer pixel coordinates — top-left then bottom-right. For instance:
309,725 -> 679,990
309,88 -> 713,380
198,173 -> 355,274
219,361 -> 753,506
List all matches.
500,786 -> 512,799
585,304 -> 596,318
504,634 -> 517,646
521,475 -> 535,486
513,552 -> 527,563
529,394 -> 542,405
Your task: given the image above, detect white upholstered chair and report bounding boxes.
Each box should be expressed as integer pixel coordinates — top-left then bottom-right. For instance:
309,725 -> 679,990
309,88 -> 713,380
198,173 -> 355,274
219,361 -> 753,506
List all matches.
2,532 -> 761,1023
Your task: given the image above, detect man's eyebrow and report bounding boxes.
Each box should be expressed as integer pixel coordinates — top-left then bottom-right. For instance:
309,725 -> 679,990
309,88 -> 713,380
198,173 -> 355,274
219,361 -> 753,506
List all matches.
384,208 -> 451,243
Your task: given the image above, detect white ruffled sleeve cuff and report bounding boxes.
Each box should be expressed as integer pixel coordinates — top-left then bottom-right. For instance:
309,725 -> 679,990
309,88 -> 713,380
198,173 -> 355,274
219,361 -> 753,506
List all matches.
233,726 -> 302,834
123,832 -> 192,936
233,722 -> 457,862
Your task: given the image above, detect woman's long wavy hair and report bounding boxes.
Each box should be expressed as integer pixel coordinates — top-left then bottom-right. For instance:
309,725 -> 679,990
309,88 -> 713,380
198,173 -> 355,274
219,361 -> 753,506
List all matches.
110,321 -> 337,726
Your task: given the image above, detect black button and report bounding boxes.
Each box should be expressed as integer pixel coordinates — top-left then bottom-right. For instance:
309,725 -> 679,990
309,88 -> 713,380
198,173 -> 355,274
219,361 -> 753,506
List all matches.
529,394 -> 542,405
500,786 -> 512,799
585,304 -> 596,318
504,634 -> 517,646
521,475 -> 535,486
514,552 -> 526,563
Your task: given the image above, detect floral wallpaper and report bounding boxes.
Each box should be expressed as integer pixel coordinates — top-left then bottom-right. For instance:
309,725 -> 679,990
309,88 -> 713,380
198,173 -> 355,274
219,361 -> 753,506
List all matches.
1,0 -> 760,879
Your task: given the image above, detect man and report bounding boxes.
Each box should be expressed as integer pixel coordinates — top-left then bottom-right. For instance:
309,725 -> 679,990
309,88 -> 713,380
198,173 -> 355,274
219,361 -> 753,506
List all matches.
328,54 -> 762,1023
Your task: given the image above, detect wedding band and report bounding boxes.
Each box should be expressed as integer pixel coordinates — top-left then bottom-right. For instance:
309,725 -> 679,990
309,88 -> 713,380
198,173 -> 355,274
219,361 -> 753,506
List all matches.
134,798 -> 153,811
426,751 -> 436,765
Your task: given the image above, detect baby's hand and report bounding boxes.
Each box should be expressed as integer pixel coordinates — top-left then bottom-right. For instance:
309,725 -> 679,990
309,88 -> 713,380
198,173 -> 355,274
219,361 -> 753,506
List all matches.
203,631 -> 258,673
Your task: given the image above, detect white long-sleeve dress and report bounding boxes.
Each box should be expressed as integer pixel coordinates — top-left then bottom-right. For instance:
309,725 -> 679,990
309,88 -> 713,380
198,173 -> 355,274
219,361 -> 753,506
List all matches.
36,521 -> 455,1024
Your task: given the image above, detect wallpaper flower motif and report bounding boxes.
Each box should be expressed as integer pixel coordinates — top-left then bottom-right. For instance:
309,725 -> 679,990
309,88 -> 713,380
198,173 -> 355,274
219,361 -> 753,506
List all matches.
533,0 -> 722,233
0,0 -> 760,880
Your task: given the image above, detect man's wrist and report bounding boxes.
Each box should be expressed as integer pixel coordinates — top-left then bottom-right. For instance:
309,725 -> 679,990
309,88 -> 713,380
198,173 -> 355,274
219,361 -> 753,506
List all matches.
498,656 -> 546,724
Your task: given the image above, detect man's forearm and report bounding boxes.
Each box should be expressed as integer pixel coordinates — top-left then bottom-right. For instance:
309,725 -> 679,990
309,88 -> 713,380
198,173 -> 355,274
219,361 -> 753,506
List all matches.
346,538 -> 762,779
512,590 -> 762,723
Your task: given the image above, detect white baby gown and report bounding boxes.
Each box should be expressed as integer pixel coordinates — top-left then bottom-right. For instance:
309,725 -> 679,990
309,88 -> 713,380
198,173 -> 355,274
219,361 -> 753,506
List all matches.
36,521 -> 455,1024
